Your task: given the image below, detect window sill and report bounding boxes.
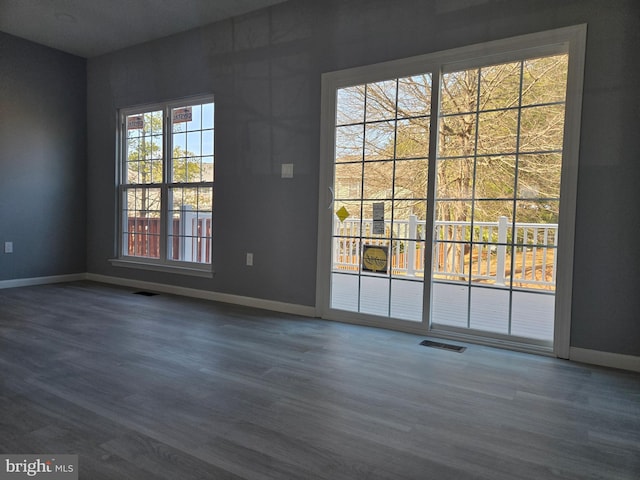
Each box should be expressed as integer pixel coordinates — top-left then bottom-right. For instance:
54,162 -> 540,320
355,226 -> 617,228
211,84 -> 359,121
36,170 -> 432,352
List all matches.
109,258 -> 214,278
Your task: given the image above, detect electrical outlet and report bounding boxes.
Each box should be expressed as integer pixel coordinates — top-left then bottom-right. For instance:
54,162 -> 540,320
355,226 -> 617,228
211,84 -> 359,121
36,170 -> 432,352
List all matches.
4,242 -> 13,254
246,252 -> 253,266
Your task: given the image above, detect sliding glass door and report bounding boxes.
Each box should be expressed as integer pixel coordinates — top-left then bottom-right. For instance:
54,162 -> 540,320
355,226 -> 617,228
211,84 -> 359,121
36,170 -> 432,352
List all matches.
317,26 -> 585,354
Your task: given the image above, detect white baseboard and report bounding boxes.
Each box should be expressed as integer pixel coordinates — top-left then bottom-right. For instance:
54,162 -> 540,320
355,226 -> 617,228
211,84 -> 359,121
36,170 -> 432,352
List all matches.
4,273 -> 639,373
570,347 -> 640,373
0,273 -> 87,290
85,273 -> 318,318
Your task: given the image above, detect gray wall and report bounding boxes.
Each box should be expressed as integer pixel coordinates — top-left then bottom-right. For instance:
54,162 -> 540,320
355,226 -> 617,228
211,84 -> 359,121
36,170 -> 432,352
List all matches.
0,32 -> 87,280
86,0 -> 640,356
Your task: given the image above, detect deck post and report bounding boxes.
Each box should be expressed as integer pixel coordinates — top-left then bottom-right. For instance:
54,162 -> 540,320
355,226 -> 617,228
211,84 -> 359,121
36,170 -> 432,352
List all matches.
407,215 -> 417,277
496,216 -> 508,286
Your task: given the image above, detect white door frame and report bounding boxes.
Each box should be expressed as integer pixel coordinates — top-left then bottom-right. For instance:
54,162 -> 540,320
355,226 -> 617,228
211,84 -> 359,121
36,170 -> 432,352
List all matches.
316,25 -> 587,358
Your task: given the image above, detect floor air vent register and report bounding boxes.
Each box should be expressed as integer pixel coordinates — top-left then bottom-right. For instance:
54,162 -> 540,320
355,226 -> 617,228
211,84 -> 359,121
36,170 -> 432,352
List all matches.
420,340 -> 466,353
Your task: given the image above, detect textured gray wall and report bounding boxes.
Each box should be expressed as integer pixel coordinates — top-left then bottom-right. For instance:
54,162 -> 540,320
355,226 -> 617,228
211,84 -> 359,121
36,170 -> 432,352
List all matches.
86,0 -> 640,355
0,32 -> 87,280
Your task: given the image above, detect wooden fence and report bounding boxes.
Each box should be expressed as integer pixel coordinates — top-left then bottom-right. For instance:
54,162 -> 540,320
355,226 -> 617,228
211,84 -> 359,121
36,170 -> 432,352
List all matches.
127,215 -> 211,263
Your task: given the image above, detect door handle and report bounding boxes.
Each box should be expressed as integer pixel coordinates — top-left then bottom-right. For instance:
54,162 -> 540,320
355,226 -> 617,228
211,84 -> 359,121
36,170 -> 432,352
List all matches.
328,187 -> 334,210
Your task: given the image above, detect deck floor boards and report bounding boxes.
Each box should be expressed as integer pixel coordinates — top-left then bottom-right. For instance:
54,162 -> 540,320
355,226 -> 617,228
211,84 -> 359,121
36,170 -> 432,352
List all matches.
331,273 -> 555,341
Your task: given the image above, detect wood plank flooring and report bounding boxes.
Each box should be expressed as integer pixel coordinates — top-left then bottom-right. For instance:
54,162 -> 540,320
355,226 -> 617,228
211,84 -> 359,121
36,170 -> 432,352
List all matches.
1,281 -> 639,479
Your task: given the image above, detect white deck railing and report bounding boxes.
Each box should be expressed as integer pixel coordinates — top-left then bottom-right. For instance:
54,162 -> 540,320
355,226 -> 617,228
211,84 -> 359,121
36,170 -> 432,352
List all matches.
333,216 -> 558,289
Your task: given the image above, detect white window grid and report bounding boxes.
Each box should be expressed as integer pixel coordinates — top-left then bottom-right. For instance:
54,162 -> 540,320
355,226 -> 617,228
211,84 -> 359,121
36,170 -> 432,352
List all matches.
118,95 -> 214,270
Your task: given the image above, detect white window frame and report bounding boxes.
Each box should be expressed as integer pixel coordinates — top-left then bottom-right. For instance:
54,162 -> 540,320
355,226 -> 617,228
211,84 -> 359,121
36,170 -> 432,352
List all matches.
111,94 -> 215,277
316,25 -> 586,358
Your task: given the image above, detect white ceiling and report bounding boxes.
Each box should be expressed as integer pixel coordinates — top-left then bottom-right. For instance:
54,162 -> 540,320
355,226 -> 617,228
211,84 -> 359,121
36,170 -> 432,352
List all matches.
0,0 -> 290,58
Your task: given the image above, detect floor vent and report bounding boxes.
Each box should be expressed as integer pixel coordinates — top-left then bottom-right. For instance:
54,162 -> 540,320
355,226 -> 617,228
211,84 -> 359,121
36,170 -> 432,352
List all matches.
420,340 -> 466,353
133,291 -> 159,297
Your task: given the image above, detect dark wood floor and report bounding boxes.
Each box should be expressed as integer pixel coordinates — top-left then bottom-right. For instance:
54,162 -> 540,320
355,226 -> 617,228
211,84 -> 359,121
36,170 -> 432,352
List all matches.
1,281 -> 638,479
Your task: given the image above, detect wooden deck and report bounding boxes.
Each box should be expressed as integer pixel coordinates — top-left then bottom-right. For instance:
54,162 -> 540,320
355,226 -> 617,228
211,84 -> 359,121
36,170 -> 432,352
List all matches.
330,273 -> 554,341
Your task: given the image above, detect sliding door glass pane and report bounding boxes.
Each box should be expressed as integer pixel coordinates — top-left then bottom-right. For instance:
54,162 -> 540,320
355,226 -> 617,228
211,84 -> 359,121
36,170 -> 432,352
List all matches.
331,74 -> 432,322
431,53 -> 568,343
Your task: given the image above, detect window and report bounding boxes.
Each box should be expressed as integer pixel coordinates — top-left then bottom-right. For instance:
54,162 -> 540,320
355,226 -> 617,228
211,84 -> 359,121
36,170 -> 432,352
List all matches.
116,97 -> 214,274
